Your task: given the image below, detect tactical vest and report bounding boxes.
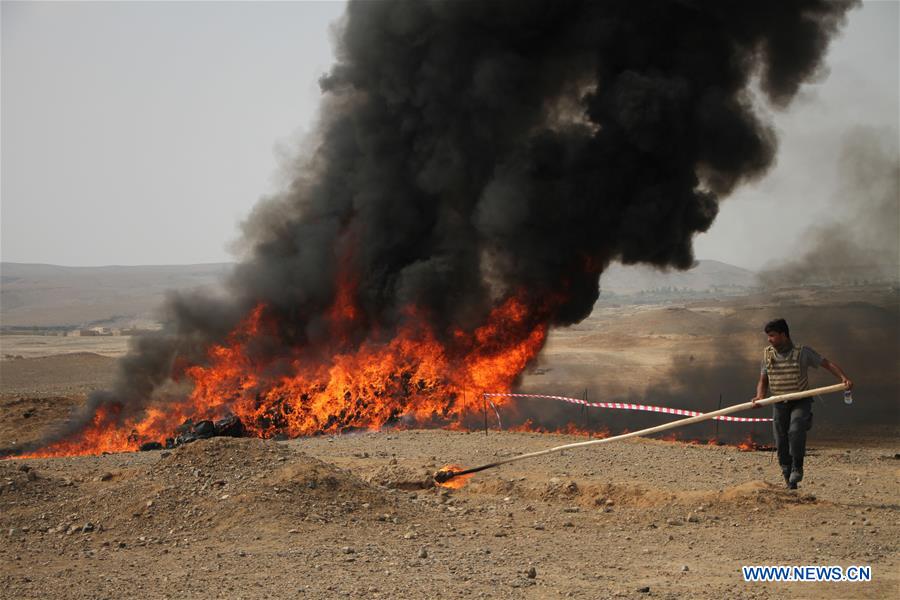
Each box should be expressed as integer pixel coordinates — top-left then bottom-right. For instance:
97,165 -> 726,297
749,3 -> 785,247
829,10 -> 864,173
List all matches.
764,345 -> 808,395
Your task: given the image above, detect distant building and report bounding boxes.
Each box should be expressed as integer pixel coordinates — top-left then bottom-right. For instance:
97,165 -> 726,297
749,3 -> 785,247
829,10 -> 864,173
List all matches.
74,327 -> 114,337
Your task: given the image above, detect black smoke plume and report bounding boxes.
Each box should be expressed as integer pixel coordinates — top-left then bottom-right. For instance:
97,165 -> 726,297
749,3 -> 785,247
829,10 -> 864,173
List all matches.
25,0 -> 859,451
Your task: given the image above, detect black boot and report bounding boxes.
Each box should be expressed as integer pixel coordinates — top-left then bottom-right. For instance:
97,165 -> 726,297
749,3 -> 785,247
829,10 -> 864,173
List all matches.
788,469 -> 803,490
781,466 -> 792,488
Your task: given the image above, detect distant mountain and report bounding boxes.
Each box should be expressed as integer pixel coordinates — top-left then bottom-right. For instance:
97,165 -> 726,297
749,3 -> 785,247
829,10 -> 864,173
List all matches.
0,263 -> 231,327
599,259 -> 757,295
0,259 -> 757,328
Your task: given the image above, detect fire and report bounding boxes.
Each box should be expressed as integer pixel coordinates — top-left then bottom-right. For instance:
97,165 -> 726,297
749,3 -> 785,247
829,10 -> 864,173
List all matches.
24,286 -> 552,457
508,419 -> 609,438
435,464 -> 474,489
654,432 -> 773,451
736,435 -> 774,452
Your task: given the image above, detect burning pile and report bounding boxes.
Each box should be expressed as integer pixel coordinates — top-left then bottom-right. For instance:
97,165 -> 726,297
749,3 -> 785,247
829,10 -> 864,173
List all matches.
14,0 -> 856,458
24,293 -> 552,457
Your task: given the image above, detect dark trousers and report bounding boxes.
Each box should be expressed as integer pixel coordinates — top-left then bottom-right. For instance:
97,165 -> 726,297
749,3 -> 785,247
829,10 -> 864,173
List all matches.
772,399 -> 813,473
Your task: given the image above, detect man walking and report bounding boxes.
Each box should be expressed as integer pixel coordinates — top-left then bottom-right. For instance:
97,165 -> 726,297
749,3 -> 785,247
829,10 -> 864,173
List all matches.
752,319 -> 852,489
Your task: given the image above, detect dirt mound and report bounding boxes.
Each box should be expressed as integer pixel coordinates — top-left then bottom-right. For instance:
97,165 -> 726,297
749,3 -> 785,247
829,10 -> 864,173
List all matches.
1,437 -> 398,548
365,463 -> 435,490
143,438 -> 395,532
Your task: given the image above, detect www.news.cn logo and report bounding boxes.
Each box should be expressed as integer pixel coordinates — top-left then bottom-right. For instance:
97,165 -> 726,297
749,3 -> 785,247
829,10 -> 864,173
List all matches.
742,565 -> 872,582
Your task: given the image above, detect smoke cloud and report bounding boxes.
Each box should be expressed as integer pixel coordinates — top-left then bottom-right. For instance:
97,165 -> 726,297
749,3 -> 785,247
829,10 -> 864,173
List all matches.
759,127 -> 900,287
31,0 -> 860,448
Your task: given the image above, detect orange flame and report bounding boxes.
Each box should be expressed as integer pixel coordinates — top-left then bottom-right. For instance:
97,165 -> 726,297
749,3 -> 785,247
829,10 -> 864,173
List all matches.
25,286 -> 552,457
508,419 -> 609,438
435,464 -> 474,489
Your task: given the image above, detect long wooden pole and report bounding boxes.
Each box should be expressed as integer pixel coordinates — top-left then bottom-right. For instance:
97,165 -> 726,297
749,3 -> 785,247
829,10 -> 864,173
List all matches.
434,383 -> 846,483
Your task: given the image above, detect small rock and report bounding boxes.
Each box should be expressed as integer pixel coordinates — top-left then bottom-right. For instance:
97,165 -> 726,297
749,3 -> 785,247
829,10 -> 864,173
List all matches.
418,547 -> 428,559
681,565 -> 690,572
99,473 -> 113,482
666,518 -> 683,526
146,500 -> 154,508
563,507 -> 579,513
342,546 -> 355,554
81,523 -> 94,533
686,514 -> 699,523
637,586 -> 650,593
526,566 -> 537,579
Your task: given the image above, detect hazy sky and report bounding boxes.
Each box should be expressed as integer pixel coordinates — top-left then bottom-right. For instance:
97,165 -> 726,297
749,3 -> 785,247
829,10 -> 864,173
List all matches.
2,1 -> 898,270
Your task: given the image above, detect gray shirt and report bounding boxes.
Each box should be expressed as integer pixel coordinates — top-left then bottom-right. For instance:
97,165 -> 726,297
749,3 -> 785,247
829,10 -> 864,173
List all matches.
760,344 -> 824,378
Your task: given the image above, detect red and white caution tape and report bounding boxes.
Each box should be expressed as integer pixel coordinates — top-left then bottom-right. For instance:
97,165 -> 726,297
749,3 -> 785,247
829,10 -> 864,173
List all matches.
483,392 -> 772,422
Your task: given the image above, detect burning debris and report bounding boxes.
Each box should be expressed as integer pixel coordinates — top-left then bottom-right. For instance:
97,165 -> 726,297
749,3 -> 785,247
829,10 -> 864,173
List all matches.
137,415 -> 246,451
20,0 -> 857,458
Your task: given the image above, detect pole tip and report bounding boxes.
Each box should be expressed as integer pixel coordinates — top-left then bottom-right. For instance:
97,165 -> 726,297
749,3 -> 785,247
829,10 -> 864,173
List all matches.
433,469 -> 456,484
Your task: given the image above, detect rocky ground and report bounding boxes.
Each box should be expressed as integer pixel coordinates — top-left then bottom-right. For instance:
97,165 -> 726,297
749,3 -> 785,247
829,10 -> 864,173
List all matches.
1,429 -> 897,599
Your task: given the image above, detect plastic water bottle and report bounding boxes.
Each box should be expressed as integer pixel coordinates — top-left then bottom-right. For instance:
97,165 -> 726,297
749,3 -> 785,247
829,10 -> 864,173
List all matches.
843,389 -> 853,405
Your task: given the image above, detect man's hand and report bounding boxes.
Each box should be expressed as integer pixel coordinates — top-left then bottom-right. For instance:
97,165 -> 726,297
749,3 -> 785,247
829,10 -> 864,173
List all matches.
822,358 -> 852,391
750,395 -> 764,409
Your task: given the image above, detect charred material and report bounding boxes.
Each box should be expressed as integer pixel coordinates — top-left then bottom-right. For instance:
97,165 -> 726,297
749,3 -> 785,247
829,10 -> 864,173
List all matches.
138,415 -> 248,451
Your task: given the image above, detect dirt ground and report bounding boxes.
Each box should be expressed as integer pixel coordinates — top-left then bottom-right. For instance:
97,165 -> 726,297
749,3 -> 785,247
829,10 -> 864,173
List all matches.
1,290 -> 897,599
0,335 -> 131,360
